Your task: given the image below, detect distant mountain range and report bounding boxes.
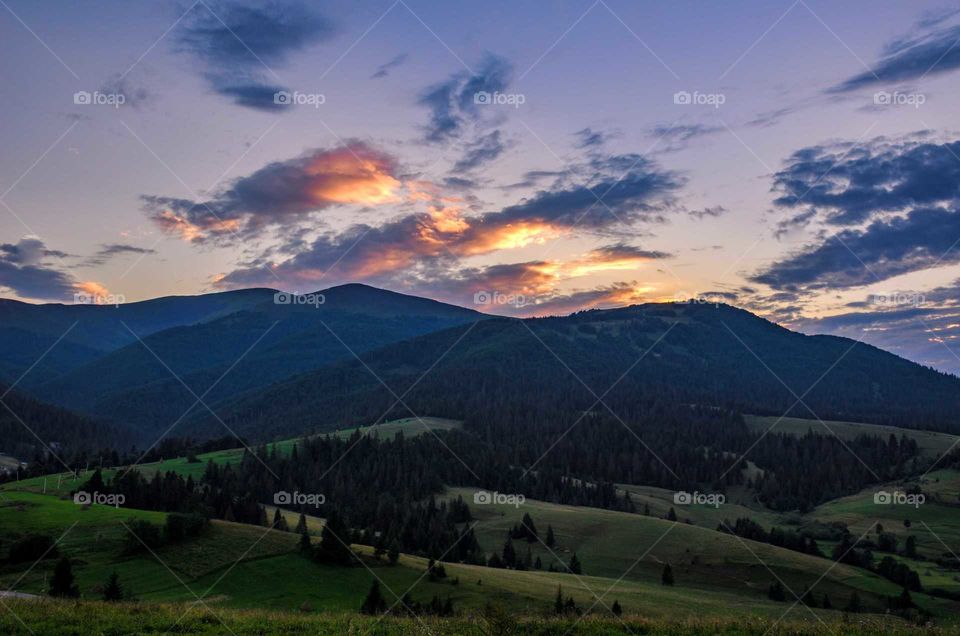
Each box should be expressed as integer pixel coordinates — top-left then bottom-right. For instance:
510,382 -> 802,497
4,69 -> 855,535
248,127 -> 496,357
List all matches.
2,285 -> 960,456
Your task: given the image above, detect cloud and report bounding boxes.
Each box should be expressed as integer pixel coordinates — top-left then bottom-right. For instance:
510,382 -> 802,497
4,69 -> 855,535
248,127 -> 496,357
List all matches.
371,53 -> 408,79
0,238 -> 102,301
418,54 -> 513,142
830,19 -> 960,92
688,205 -> 727,220
792,282 -> 960,376
394,244 -> 669,314
143,142 -> 402,242
453,130 -> 509,172
175,2 -> 334,111
751,206 -> 960,291
648,123 -> 722,143
100,73 -> 152,109
771,137 -> 960,226
214,152 -> 680,290
84,243 -> 158,267
574,127 -> 616,149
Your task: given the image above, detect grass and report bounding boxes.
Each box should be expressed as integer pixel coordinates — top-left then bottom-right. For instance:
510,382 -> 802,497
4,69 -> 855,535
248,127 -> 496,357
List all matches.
1,599 -> 948,636
744,415 -> 960,459
445,486 -> 960,619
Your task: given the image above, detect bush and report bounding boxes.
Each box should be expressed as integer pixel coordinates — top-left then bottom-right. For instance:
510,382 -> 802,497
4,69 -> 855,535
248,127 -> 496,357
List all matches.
6,534 -> 57,564
164,513 -> 208,543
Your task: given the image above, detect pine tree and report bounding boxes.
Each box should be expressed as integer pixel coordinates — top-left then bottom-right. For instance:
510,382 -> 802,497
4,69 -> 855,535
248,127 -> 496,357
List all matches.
554,585 -> 564,615
545,525 -> 555,548
272,508 -> 289,532
611,599 -> 623,616
904,535 -> 917,558
316,511 -> 353,566
501,538 -> 517,567
845,591 -> 861,613
661,564 -> 674,586
520,512 -> 538,541
49,557 -> 79,598
534,556 -> 542,570
295,513 -> 308,534
667,507 -> 678,521
821,594 -> 832,610
568,552 -> 582,575
388,540 -> 400,565
102,572 -> 123,602
360,580 -> 386,615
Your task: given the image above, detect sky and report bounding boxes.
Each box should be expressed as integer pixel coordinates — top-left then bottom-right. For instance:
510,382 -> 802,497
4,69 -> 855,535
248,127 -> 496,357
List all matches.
2,0 -> 960,374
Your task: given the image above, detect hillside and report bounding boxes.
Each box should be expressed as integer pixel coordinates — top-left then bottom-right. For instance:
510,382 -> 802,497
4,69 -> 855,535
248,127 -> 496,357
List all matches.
0,385 -> 133,462
22,285 -> 485,438
200,301 -> 960,441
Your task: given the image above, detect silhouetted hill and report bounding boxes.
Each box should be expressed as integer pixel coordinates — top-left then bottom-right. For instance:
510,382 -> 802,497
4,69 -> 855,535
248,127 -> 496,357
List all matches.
197,301 -> 960,441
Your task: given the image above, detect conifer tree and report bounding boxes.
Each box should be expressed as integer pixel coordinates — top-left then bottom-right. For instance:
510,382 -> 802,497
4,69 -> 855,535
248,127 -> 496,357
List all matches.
102,572 -> 123,602
49,557 -> 79,598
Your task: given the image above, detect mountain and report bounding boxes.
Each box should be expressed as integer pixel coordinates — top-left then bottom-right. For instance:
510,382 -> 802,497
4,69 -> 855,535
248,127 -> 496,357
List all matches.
196,301 -> 960,441
0,288 -> 277,384
24,284 -> 486,439
0,384 -> 133,462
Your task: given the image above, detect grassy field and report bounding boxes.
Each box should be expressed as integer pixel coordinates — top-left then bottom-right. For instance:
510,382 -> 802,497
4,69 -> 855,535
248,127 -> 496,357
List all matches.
744,415 -> 960,459
4,483 -> 941,624
446,486 -> 960,620
0,599 -> 944,636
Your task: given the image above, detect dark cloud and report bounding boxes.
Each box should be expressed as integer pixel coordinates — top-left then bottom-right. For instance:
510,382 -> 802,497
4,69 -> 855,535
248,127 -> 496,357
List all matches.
574,127 -> 615,149
746,107 -> 797,128
772,138 -> 960,226
175,2 -> 334,111
85,244 -> 158,267
648,123 -> 722,143
453,130 -> 508,172
0,238 -> 77,300
418,54 -> 512,142
584,243 -> 672,261
491,154 -> 682,229
830,19 -> 960,92
371,53 -> 408,79
752,207 -> 960,291
215,82 -> 290,111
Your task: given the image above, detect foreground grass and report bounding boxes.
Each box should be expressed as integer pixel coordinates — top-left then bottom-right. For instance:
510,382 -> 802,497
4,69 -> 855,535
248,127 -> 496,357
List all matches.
0,599 -> 946,635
